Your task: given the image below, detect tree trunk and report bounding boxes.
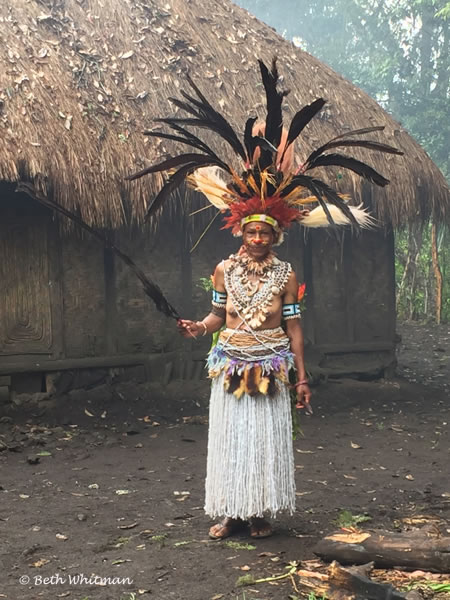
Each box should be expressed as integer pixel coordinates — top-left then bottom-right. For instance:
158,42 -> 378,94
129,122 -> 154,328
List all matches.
396,224 -> 423,319
314,529 -> 450,573
431,220 -> 442,324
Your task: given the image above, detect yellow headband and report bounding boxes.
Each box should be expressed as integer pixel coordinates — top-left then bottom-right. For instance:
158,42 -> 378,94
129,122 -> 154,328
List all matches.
241,214 -> 280,231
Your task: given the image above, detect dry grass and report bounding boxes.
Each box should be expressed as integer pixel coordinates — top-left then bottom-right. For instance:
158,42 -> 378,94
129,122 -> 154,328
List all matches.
0,0 -> 448,229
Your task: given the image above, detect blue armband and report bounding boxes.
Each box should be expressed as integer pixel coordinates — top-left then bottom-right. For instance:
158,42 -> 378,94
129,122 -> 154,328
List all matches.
212,289 -> 227,308
282,303 -> 301,320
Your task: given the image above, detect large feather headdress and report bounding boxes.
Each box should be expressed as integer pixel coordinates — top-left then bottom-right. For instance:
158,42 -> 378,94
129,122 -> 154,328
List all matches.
127,58 -> 403,237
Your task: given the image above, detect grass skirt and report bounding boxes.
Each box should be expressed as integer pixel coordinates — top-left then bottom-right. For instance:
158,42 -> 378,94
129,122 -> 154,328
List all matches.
204,371 -> 296,519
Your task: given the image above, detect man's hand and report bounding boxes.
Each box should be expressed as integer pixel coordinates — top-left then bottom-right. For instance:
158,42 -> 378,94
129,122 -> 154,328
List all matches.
296,383 -> 313,414
177,319 -> 201,338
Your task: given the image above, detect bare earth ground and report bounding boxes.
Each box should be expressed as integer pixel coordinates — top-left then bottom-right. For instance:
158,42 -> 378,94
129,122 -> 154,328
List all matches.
0,322 -> 449,600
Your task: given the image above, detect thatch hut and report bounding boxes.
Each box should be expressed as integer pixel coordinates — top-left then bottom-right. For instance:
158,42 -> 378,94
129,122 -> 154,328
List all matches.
1,0 -> 449,393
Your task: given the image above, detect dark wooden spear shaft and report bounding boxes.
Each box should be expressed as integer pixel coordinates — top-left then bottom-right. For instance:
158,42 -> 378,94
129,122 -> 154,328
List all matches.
16,182 -> 180,321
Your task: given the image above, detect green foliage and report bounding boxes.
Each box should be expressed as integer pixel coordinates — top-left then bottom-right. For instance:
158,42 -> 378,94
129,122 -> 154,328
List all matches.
333,509 -> 372,528
236,574 -> 257,587
197,276 -> 213,292
237,0 -> 449,178
224,540 -> 257,550
396,224 -> 449,322
150,533 -> 168,546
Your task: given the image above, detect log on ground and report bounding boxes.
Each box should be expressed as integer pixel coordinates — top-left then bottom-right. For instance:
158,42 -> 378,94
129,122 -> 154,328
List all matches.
313,529 -> 450,572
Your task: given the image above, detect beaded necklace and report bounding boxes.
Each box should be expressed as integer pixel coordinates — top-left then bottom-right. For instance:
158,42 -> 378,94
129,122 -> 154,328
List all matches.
224,250 -> 291,329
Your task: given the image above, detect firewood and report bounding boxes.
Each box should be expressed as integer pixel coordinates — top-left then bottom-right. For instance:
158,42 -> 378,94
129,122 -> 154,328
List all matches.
296,561 -> 406,599
314,529 -> 450,573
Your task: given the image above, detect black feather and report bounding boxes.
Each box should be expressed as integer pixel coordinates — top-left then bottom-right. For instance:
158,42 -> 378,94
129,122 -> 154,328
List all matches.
244,116 -> 258,162
144,161 -> 214,220
143,129 -> 213,158
284,98 -> 326,150
126,154 -> 222,181
146,122 -> 231,172
164,107 -> 246,163
144,129 -> 205,149
168,96 -> 203,118
282,174 -> 358,228
293,175 -> 341,228
329,125 -> 385,142
253,136 -> 278,153
306,177 -> 359,226
305,138 -> 403,166
152,120 -> 227,164
305,153 -> 390,186
16,183 -> 180,320
173,75 -> 247,162
258,58 -> 287,151
185,72 -> 212,107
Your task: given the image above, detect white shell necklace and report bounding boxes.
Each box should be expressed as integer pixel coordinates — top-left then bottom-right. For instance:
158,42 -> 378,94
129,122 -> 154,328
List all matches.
225,251 -> 291,329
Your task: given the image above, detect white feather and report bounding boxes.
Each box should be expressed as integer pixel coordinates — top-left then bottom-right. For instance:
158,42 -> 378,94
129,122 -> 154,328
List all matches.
191,166 -> 231,210
301,203 -> 376,229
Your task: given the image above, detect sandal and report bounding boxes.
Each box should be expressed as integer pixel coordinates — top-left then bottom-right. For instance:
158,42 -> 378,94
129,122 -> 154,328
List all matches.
208,518 -> 247,540
249,517 -> 273,539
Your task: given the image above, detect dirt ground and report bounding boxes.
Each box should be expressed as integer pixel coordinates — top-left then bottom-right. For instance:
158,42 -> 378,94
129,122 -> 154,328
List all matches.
0,321 -> 449,600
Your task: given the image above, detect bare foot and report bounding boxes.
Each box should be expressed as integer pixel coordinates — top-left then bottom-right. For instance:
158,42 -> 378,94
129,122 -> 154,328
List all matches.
249,517 -> 273,538
208,517 -> 247,540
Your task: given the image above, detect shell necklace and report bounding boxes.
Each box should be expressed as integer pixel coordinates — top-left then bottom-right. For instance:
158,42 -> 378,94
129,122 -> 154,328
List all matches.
225,250 -> 292,329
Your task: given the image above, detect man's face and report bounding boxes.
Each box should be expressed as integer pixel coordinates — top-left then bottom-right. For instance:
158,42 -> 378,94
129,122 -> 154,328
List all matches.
242,221 -> 275,257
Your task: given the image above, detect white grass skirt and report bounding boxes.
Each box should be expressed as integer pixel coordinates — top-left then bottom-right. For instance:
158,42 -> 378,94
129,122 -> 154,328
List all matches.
204,372 -> 296,519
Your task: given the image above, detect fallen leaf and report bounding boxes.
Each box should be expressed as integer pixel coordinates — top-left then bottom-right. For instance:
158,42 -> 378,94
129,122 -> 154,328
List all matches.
120,50 -> 134,59
390,425 -> 404,433
138,529 -> 153,537
112,558 -> 131,565
351,442 -> 362,449
56,533 -> 68,541
119,522 -> 139,530
31,558 -> 50,568
327,532 -> 371,543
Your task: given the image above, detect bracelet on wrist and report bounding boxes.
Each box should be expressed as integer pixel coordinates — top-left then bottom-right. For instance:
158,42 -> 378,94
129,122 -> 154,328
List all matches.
295,379 -> 309,388
196,321 -> 208,337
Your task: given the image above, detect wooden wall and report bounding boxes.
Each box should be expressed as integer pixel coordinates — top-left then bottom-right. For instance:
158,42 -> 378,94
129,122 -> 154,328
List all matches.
0,189 -> 62,364
304,228 -> 395,350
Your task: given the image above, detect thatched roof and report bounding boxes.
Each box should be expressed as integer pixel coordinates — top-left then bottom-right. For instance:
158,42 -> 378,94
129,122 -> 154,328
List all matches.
1,0 -> 448,229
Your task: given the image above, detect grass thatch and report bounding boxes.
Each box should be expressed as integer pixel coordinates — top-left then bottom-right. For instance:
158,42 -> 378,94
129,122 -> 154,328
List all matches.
0,0 -> 448,229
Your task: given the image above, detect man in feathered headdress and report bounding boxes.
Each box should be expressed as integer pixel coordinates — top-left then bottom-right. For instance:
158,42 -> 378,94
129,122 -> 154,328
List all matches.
128,58 -> 402,539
